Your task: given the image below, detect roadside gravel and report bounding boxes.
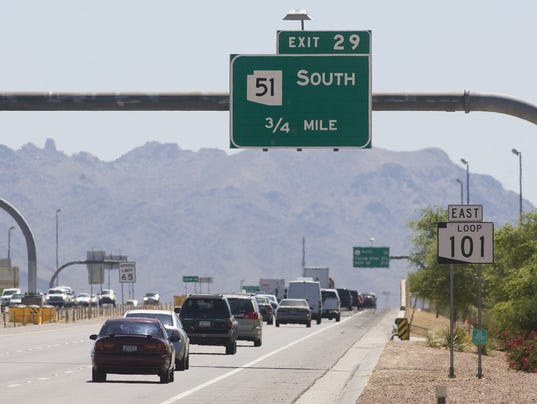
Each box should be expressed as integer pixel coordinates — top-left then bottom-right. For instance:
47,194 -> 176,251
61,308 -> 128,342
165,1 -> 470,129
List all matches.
356,332 -> 537,403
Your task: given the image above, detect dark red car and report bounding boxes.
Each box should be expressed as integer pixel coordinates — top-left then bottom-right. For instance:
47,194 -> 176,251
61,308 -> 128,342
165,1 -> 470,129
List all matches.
90,317 -> 178,383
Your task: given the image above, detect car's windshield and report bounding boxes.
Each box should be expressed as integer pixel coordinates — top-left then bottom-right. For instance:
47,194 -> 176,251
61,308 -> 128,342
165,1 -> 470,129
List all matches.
100,320 -> 164,338
180,298 -> 229,319
227,298 -> 255,314
256,297 -> 269,304
322,291 -> 337,300
48,289 -> 64,294
280,299 -> 307,307
126,312 -> 172,327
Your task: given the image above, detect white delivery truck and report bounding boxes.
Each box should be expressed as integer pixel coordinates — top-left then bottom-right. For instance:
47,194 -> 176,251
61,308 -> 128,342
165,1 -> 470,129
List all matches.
302,267 -> 331,289
287,279 -> 323,324
258,278 -> 286,301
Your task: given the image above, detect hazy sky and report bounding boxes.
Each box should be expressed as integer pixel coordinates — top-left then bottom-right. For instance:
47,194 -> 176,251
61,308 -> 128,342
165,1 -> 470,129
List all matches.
1,1 -> 536,208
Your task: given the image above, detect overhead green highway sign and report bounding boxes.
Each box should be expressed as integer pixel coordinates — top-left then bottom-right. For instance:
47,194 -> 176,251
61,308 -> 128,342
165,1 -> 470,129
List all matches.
182,275 -> 199,283
277,30 -> 371,55
230,54 -> 371,149
353,247 -> 390,268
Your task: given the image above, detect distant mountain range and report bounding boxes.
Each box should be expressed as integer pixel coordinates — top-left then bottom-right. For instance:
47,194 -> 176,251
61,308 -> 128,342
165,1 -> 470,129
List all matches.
0,139 -> 530,308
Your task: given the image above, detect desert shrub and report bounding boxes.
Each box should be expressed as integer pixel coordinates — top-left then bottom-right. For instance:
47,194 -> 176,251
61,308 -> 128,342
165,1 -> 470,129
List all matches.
426,326 -> 469,351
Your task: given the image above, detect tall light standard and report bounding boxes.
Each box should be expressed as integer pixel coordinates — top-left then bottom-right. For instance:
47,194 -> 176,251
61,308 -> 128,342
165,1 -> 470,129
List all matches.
512,148 -> 523,221
55,208 -> 61,286
8,226 -> 15,260
460,159 -> 470,204
455,179 -> 464,204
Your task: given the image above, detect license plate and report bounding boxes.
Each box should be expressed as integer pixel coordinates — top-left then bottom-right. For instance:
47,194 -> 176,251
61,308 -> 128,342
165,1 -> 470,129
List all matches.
198,320 -> 211,327
123,345 -> 137,352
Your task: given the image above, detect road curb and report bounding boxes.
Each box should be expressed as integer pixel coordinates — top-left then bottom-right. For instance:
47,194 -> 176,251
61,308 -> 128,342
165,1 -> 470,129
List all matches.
295,308 -> 398,404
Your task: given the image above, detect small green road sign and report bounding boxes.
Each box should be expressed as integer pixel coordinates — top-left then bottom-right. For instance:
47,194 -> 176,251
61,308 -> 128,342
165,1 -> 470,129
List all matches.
472,329 -> 487,345
230,54 -> 371,149
242,285 -> 259,293
277,31 -> 371,55
182,275 -> 199,283
353,247 -> 390,268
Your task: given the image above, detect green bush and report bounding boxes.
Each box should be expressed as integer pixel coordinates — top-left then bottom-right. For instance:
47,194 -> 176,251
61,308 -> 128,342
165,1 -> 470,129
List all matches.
426,326 -> 469,351
500,330 -> 537,372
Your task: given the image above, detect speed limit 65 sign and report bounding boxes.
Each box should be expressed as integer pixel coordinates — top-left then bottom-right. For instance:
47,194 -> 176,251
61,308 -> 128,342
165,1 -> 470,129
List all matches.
119,262 -> 136,283
438,222 -> 494,264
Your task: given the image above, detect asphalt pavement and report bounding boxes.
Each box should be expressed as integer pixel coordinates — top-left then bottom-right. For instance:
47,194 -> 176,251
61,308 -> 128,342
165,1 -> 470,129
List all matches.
295,308 -> 397,404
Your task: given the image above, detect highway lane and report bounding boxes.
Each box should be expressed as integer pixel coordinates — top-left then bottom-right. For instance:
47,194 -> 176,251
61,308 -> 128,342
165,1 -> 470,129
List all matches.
0,309 -> 389,403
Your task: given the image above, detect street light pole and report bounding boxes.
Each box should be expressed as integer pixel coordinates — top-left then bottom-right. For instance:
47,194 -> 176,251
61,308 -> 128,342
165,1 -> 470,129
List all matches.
455,179 -> 464,204
512,148 -> 522,221
55,208 -> 61,286
8,226 -> 15,260
460,159 -> 470,204
283,9 -> 311,31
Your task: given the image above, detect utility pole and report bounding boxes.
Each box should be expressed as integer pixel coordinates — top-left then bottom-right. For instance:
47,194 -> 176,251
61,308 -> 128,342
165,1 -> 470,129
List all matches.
302,236 -> 306,269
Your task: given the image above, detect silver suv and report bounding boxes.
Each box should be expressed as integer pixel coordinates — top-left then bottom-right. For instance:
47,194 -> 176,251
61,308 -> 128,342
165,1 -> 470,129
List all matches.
224,294 -> 263,347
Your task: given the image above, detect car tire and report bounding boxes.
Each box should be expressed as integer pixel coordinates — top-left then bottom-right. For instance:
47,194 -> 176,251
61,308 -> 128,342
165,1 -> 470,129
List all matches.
92,367 -> 106,383
225,340 -> 237,355
176,353 -> 188,371
160,369 -> 171,383
275,320 -> 280,327
254,339 -> 262,347
306,321 -> 311,328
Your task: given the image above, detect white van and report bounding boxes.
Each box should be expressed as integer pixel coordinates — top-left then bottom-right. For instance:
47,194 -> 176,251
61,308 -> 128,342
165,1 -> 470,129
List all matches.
321,288 -> 341,322
287,280 -> 322,324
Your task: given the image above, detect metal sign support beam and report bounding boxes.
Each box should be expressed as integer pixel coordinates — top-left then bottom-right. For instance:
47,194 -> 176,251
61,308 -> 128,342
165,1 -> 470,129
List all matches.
48,259 -> 128,289
0,91 -> 536,126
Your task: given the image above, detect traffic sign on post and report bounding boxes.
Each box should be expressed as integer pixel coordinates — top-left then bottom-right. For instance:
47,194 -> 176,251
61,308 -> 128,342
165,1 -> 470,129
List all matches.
437,222 -> 494,264
230,54 -> 371,149
448,204 -> 483,222
182,275 -> 199,283
119,262 -> 136,283
277,31 -> 371,55
353,247 -> 390,268
472,329 -> 487,345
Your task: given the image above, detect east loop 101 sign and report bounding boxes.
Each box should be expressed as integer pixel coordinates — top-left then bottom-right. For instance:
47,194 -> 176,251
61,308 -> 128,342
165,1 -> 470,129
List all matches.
437,222 -> 494,264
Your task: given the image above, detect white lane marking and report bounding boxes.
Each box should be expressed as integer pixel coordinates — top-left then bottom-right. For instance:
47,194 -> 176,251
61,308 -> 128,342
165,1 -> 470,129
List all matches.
159,315 -> 357,404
